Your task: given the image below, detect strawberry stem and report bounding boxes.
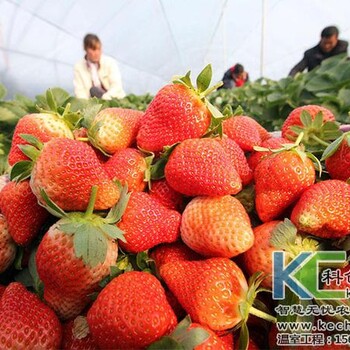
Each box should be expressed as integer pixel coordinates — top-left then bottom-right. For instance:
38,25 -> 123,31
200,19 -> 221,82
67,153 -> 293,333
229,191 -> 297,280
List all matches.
84,186 -> 98,218
310,134 -> 330,147
249,306 -> 277,323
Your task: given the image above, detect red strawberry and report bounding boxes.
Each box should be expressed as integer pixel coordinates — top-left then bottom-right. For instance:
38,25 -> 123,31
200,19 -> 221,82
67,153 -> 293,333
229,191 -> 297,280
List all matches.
0,180 -> 49,245
164,289 -> 187,321
87,271 -> 177,349
8,112 -> 73,166
103,148 -> 147,192
149,179 -> 184,211
181,195 -> 254,258
248,137 -> 292,171
36,186 -> 125,320
137,83 -> 211,153
118,191 -> 181,253
223,115 -> 270,152
281,105 -> 335,141
243,219 -> 320,288
160,257 -> 248,331
165,138 -> 242,196
0,282 -> 62,349
61,316 -> 97,350
254,146 -> 315,222
27,138 -> 120,211
217,136 -> 253,185
87,107 -> 143,154
150,240 -> 202,270
0,214 -> 16,273
322,132 -> 350,181
291,180 -> 350,238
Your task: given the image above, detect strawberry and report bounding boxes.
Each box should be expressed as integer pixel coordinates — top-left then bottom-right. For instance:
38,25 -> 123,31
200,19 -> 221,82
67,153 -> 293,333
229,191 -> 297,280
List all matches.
291,179 -> 350,238
217,136 -> 253,185
86,107 -> 143,155
165,138 -> 242,196
223,115 -> 270,152
0,282 -> 62,349
150,240 -> 202,270
149,179 -> 184,211
160,258 -> 275,332
11,137 -> 120,211
87,271 -> 177,349
281,105 -> 341,153
248,137 -> 292,171
0,285 -> 5,299
322,132 -> 350,181
8,112 -> 74,166
117,191 -> 181,253
0,180 -> 49,245
0,214 -> 16,273
137,65 -> 222,153
36,186 -> 126,320
181,195 -> 254,258
243,219 -> 320,288
103,148 -> 147,192
0,174 -> 9,192
61,316 -> 96,350
254,141 -> 316,222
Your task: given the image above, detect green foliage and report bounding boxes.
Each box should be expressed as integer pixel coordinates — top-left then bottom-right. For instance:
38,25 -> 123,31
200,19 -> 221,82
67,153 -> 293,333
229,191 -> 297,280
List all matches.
209,54 -> 350,131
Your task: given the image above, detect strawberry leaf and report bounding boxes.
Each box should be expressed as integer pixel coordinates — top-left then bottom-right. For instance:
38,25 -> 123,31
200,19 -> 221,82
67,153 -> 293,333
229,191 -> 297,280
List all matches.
18,144 -> 40,161
312,111 -> 324,129
196,64 -> 212,93
238,321 -> 249,350
10,160 -> 33,182
300,110 -> 312,127
40,188 -> 67,218
46,89 -> 58,113
19,134 -> 43,150
270,219 -> 298,251
104,185 -> 130,224
321,134 -> 344,161
100,224 -> 126,243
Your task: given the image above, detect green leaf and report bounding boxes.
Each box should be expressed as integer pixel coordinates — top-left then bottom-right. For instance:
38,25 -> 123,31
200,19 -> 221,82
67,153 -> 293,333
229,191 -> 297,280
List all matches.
172,71 -> 193,90
50,87 -> 70,107
321,134 -> 344,161
313,111 -> 324,129
59,222 -> 82,235
14,246 -> 23,270
18,144 -> 40,161
270,219 -> 297,250
196,64 -> 212,93
300,110 -> 312,127
74,227 -> 108,267
0,84 -> 7,100
205,100 -> 224,119
46,89 -> 58,112
81,104 -> 103,129
28,248 -> 44,297
19,134 -> 43,150
100,224 -> 126,242
147,337 -> 183,350
238,321 -> 249,350
0,107 -> 17,123
105,185 -> 130,224
10,161 -> 33,182
40,188 -> 67,218
136,251 -> 150,270
232,105 -> 244,116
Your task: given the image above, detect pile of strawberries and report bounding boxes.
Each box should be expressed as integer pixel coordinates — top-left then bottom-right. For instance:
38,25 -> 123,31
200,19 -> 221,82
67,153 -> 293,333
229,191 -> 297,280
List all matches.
0,64 -> 350,350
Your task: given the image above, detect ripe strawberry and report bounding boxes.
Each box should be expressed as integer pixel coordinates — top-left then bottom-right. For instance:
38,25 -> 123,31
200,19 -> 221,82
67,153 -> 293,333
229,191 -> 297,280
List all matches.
87,271 -> 177,349
0,180 -> 49,245
103,148 -> 147,192
149,179 -> 184,211
137,84 -> 211,153
36,185 -> 126,320
248,137 -> 292,171
0,215 -> 16,273
118,191 -> 181,253
243,219 -> 320,288
254,146 -> 315,222
165,138 -> 242,196
22,138 -> 120,211
87,107 -> 143,154
223,115 -> 270,152
0,282 -> 62,349
61,316 -> 96,350
322,132 -> 350,181
150,240 -> 202,270
8,112 -> 74,166
217,136 -> 253,185
181,195 -> 254,258
160,258 -> 248,331
291,180 -> 350,238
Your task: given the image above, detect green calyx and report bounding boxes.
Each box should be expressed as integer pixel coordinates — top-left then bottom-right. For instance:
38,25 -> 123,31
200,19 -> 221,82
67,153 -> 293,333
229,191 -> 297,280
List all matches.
147,316 -> 210,350
270,219 -> 322,259
321,131 -> 350,161
288,110 -> 342,153
40,185 -> 130,268
236,272 -> 277,350
10,134 -> 43,182
172,64 -> 225,123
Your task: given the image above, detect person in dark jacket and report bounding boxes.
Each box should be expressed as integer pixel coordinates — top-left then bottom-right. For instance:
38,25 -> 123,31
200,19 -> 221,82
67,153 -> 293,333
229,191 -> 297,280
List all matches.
289,26 -> 348,77
220,63 -> 249,89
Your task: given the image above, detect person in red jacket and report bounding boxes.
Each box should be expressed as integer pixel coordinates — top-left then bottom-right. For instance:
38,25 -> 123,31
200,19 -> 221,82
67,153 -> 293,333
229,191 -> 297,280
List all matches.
220,63 -> 249,89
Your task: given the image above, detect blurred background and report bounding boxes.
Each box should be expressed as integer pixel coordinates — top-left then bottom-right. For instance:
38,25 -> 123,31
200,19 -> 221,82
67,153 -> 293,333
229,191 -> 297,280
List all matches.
0,0 -> 350,98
